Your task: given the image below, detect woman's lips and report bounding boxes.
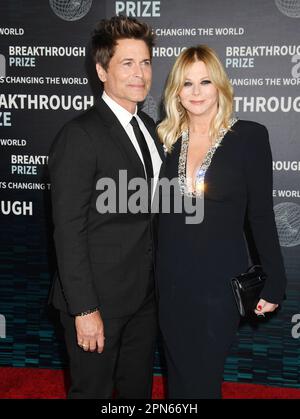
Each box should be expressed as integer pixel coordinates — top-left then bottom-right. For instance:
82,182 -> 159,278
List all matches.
190,100 -> 204,104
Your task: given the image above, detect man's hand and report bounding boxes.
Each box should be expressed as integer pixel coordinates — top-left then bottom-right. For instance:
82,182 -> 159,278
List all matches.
75,310 -> 105,353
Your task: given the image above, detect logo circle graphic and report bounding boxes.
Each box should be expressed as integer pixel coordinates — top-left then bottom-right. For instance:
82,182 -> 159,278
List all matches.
49,0 -> 93,21
274,202 -> 300,247
275,0 -> 300,18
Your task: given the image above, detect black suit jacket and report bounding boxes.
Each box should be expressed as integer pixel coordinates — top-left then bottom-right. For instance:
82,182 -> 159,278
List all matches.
48,98 -> 165,318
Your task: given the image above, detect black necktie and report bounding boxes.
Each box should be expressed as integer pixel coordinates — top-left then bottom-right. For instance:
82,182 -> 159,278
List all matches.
130,116 -> 154,180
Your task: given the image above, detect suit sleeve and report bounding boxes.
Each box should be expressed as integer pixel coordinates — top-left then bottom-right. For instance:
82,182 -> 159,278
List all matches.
244,124 -> 287,304
49,121 -> 100,315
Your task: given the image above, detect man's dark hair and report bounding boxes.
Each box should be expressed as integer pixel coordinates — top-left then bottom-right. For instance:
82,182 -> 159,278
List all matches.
91,15 -> 155,70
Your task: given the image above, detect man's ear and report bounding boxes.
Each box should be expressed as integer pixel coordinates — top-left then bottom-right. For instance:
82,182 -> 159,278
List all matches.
96,63 -> 107,83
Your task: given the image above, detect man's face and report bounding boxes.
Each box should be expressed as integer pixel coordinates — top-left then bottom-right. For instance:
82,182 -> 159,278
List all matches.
96,38 -> 152,113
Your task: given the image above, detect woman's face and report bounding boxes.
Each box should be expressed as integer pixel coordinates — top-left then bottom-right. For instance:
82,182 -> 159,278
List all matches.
178,60 -> 219,119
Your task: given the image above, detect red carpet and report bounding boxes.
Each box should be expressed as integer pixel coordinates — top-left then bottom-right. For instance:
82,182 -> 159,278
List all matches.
0,367 -> 300,399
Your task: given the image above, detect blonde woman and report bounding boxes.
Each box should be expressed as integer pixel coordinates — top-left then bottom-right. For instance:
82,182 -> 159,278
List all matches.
156,45 -> 286,398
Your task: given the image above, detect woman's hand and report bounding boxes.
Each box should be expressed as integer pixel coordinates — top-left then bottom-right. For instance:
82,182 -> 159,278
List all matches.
254,299 -> 278,317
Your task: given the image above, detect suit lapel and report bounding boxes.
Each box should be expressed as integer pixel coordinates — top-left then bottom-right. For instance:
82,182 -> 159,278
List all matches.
138,111 -> 165,163
95,98 -> 166,217
95,99 -> 145,178
137,111 -> 166,184
95,98 -> 165,181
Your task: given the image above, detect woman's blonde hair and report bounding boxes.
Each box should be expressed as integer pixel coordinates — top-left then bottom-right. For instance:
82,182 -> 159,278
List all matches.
157,45 -> 234,153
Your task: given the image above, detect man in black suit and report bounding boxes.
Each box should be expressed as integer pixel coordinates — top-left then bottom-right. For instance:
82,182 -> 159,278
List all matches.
48,16 -> 164,399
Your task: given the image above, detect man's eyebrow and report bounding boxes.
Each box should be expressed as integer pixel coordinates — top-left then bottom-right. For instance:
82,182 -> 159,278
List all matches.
120,58 -> 151,62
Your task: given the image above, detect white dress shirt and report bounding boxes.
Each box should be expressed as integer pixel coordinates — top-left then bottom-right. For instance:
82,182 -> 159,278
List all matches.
102,91 -> 162,200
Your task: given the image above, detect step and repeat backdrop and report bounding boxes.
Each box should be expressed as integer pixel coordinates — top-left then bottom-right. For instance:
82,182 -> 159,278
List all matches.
0,0 -> 300,388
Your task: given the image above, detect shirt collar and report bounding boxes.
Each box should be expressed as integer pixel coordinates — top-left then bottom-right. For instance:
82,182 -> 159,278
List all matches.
102,91 -> 137,129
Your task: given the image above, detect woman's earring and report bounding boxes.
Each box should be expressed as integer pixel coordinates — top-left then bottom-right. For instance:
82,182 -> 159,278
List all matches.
176,97 -> 183,112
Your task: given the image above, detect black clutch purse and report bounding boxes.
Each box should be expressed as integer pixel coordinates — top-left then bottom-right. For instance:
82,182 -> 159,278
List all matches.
231,265 -> 267,317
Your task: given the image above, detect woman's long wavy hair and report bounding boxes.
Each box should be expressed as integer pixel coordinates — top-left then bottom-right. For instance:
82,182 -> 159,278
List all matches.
157,45 -> 234,153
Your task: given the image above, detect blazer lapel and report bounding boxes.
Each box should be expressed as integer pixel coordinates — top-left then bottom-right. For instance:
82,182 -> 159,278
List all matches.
138,111 -> 165,163
95,99 -> 145,178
